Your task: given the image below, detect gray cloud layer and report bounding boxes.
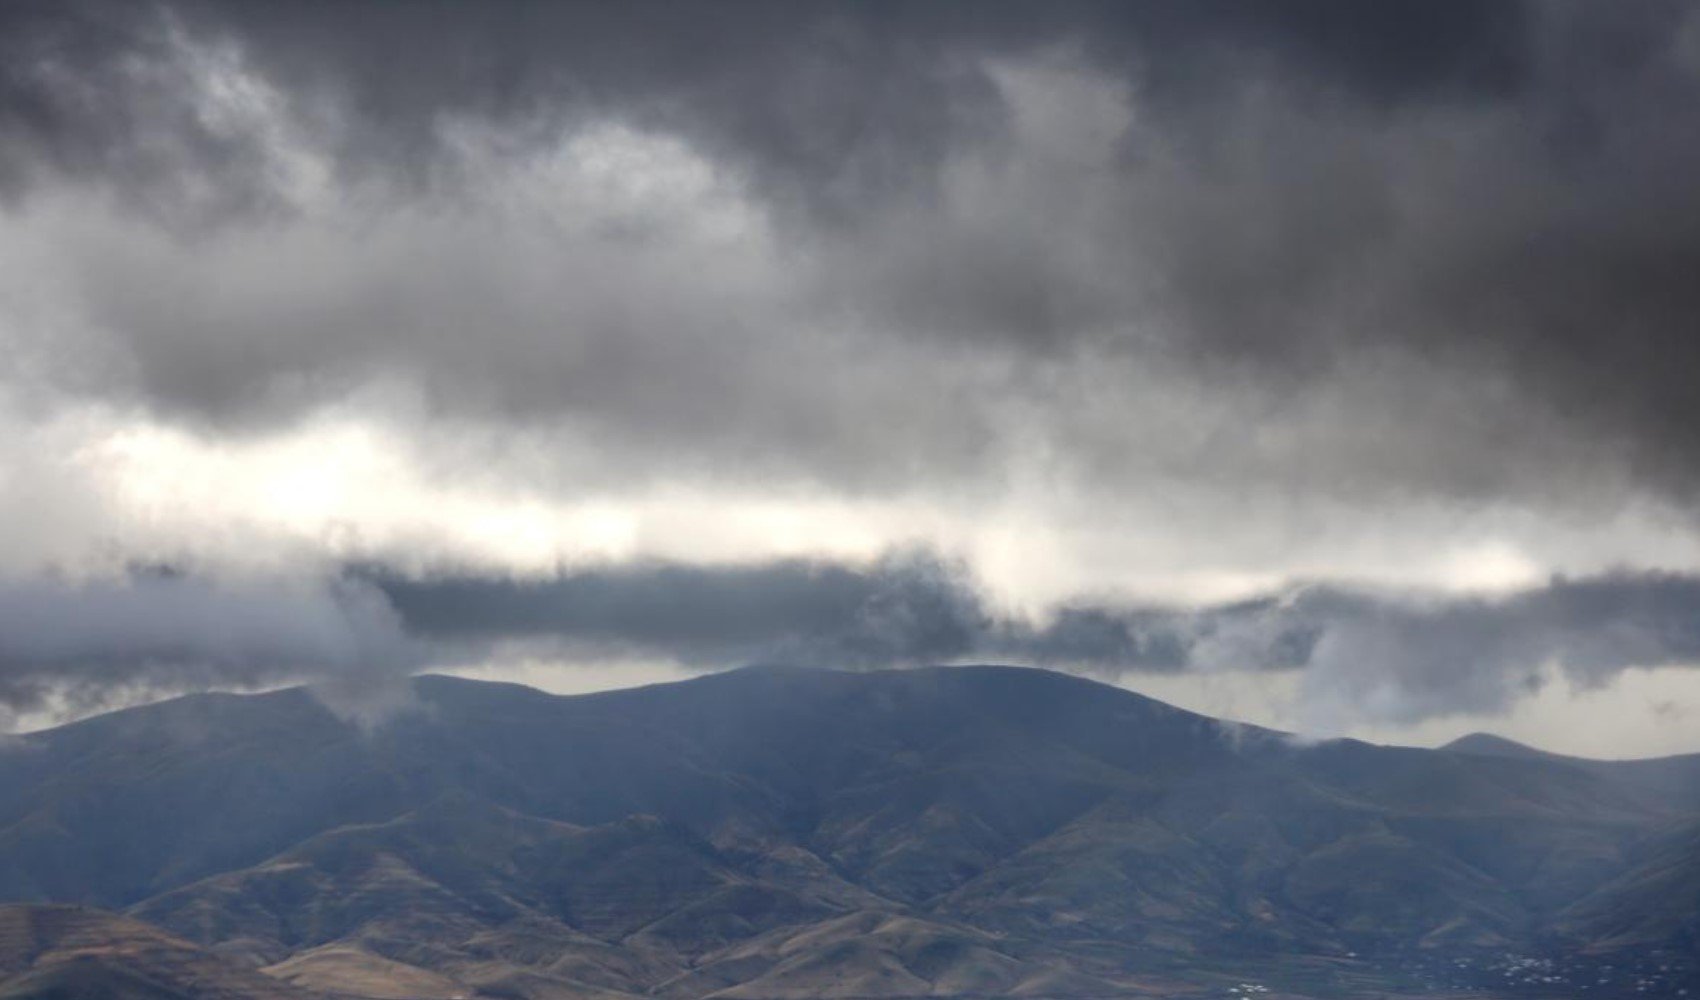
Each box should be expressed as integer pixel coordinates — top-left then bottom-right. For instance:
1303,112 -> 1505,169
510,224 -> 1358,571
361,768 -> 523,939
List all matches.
5,3 -> 1700,734
3,552 -> 1699,730
2,1 -> 1699,507
366,553 -> 1700,726
1,2 -> 1528,214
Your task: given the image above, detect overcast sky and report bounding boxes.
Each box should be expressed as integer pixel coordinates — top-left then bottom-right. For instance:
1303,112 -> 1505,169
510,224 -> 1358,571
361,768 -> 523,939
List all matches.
4,0 -> 1700,755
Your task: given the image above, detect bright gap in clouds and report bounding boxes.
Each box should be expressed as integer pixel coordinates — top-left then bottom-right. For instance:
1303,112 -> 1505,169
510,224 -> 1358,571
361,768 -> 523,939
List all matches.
47,408 -> 1700,607
1122,664 -> 1700,761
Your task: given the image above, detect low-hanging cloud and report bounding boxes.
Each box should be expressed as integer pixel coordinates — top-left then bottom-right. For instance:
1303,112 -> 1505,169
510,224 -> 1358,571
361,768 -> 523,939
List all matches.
364,553 -> 1700,727
5,551 -> 1699,731
0,570 -> 419,726
361,550 -> 991,671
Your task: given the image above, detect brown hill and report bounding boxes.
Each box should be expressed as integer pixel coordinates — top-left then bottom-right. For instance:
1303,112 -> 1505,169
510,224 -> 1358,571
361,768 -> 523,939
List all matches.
1,665 -> 1695,998
0,904 -> 321,999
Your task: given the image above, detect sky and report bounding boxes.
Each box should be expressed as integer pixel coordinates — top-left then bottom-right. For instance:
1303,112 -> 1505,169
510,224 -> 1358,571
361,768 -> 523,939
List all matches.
4,0 -> 1700,756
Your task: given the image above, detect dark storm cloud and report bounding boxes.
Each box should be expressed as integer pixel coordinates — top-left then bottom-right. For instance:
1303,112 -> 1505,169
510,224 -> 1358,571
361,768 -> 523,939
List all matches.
4,0 -> 1699,508
1139,0 -> 1700,500
0,0 -> 1005,221
0,1 -> 1533,215
0,0 -> 292,218
182,0 -> 1540,218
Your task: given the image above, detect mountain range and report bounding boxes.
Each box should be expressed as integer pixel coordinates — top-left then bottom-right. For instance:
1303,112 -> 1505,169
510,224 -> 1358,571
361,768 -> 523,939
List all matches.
0,664 -> 1695,999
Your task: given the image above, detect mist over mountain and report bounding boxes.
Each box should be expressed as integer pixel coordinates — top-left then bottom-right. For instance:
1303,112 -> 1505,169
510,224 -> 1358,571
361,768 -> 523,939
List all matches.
1,665 -> 1694,999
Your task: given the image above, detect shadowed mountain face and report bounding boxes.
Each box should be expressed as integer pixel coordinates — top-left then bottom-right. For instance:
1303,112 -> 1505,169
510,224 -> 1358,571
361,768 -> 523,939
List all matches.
0,665 -> 1696,999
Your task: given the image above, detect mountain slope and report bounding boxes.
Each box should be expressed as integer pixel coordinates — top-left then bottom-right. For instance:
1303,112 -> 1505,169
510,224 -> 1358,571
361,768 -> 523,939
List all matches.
1443,731 -> 1700,812
2,665 -> 1696,999
1557,820 -> 1700,952
0,904 -> 321,1000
